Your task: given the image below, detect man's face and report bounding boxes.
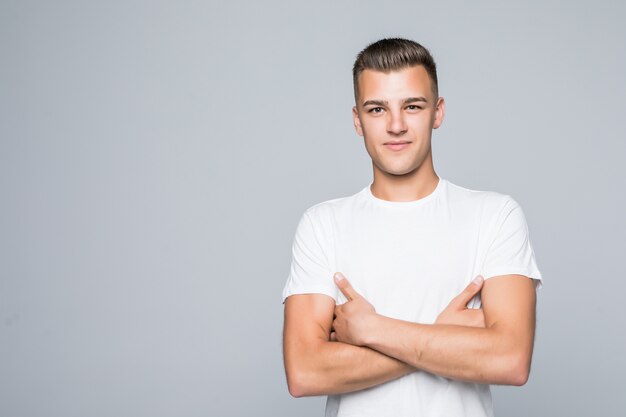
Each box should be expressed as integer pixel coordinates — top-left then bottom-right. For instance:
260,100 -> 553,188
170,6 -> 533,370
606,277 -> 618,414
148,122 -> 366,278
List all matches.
352,65 -> 445,177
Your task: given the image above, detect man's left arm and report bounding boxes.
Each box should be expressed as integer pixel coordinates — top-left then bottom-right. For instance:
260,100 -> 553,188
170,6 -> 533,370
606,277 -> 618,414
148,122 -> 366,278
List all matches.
332,273 -> 537,386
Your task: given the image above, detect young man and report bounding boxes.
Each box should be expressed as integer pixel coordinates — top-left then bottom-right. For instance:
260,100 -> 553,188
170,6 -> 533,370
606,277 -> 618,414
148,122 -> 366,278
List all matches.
282,38 -> 542,417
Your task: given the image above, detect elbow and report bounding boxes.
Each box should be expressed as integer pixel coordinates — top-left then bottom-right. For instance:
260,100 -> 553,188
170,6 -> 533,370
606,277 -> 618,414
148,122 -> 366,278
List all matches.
285,354 -> 323,398
496,352 -> 531,386
286,369 -> 305,398
504,366 -> 529,387
284,340 -> 328,397
286,368 -> 318,398
509,359 -> 530,386
287,380 -> 306,398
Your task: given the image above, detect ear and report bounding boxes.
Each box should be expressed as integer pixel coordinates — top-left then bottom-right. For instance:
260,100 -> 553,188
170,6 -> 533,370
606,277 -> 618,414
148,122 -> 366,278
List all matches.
433,97 -> 446,129
352,106 -> 364,136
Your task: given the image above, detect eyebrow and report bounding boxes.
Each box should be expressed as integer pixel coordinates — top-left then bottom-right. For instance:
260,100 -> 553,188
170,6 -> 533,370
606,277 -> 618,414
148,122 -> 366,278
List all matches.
362,97 -> 428,107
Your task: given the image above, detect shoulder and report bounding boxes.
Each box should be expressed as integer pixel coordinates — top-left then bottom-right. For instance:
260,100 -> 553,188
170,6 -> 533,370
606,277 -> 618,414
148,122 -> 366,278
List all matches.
301,187 -> 365,224
444,179 -> 519,215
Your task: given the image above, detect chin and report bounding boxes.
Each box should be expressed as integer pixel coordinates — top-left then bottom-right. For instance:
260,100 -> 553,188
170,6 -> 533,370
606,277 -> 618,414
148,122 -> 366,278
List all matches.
372,156 -> 421,177
382,166 -> 418,177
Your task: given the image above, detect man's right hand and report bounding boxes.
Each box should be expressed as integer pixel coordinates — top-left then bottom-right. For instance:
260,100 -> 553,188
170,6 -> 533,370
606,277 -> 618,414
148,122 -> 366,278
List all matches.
435,276 -> 486,328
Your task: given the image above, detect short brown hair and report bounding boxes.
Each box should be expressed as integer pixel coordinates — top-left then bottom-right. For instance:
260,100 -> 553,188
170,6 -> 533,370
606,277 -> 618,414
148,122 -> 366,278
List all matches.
352,38 -> 439,103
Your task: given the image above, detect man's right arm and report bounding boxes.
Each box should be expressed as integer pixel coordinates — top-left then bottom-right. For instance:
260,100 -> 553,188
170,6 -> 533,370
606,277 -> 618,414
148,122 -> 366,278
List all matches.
283,293 -> 414,397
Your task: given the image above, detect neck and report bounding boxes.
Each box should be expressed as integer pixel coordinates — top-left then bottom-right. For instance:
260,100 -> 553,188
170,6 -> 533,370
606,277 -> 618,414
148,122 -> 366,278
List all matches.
370,155 -> 439,202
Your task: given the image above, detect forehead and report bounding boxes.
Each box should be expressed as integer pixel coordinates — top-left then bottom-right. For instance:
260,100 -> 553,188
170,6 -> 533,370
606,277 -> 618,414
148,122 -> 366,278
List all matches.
357,66 -> 434,102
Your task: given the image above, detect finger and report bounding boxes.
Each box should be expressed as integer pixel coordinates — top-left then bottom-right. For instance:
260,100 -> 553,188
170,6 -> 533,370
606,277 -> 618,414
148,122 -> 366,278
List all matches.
334,272 -> 359,301
452,275 -> 484,308
330,331 -> 337,342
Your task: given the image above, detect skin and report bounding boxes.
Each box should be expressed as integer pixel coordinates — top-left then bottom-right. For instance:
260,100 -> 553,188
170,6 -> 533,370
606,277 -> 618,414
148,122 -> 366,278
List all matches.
283,276 -> 487,397
352,65 -> 444,202
283,64 -> 538,397
332,272 -> 536,385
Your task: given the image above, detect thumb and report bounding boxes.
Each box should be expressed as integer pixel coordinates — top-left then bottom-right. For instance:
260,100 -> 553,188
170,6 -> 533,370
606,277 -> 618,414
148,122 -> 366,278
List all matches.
452,275 -> 484,308
334,272 -> 359,302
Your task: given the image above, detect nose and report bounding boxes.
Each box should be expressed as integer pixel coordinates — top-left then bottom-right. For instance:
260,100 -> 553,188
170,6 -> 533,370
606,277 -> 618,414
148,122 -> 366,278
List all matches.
386,110 -> 408,135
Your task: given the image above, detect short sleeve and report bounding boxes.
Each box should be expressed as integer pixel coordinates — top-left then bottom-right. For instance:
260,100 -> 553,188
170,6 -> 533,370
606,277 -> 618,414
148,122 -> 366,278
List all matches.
481,196 -> 543,289
281,211 -> 338,303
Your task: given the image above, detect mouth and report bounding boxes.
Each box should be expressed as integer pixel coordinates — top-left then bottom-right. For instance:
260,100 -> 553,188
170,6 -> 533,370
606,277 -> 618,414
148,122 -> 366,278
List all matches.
383,141 -> 412,151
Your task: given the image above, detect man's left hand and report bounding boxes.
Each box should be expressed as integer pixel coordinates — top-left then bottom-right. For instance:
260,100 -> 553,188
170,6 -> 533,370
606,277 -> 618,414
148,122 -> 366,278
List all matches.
331,272 -> 377,346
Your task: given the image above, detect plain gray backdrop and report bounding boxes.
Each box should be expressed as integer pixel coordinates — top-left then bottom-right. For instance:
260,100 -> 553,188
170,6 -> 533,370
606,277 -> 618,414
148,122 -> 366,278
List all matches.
1,0 -> 625,416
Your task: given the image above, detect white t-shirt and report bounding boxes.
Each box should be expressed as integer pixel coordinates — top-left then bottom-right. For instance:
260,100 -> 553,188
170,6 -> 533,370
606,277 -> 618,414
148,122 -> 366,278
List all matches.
282,177 -> 543,417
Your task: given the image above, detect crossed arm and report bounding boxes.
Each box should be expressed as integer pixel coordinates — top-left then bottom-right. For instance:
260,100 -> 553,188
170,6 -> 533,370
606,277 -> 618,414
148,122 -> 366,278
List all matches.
283,273 -> 537,397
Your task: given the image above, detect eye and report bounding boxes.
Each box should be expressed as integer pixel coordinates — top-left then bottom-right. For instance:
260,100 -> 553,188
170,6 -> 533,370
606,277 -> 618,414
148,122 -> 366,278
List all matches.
368,107 -> 384,114
406,105 -> 423,111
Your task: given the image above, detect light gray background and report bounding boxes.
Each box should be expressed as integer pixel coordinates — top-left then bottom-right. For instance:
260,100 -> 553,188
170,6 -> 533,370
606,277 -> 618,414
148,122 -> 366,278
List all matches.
1,1 -> 625,416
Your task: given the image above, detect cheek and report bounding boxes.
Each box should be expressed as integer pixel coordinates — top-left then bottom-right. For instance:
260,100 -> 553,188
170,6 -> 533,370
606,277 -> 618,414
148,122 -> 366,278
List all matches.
361,124 -> 384,146
361,116 -> 386,133
362,139 -> 379,160
415,112 -> 436,129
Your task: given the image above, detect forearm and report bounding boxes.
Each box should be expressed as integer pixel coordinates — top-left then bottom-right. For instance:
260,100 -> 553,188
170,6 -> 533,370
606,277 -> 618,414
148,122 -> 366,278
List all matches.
284,337 -> 414,397
363,316 -> 531,385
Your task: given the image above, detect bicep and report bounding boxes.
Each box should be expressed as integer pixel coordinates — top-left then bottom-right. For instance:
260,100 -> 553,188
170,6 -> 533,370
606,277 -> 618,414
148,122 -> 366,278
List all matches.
283,294 -> 336,351
481,274 -> 537,349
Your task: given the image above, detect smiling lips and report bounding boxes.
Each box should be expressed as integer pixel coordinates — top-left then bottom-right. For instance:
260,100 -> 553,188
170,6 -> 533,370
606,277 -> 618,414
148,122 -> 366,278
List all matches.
384,141 -> 411,151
